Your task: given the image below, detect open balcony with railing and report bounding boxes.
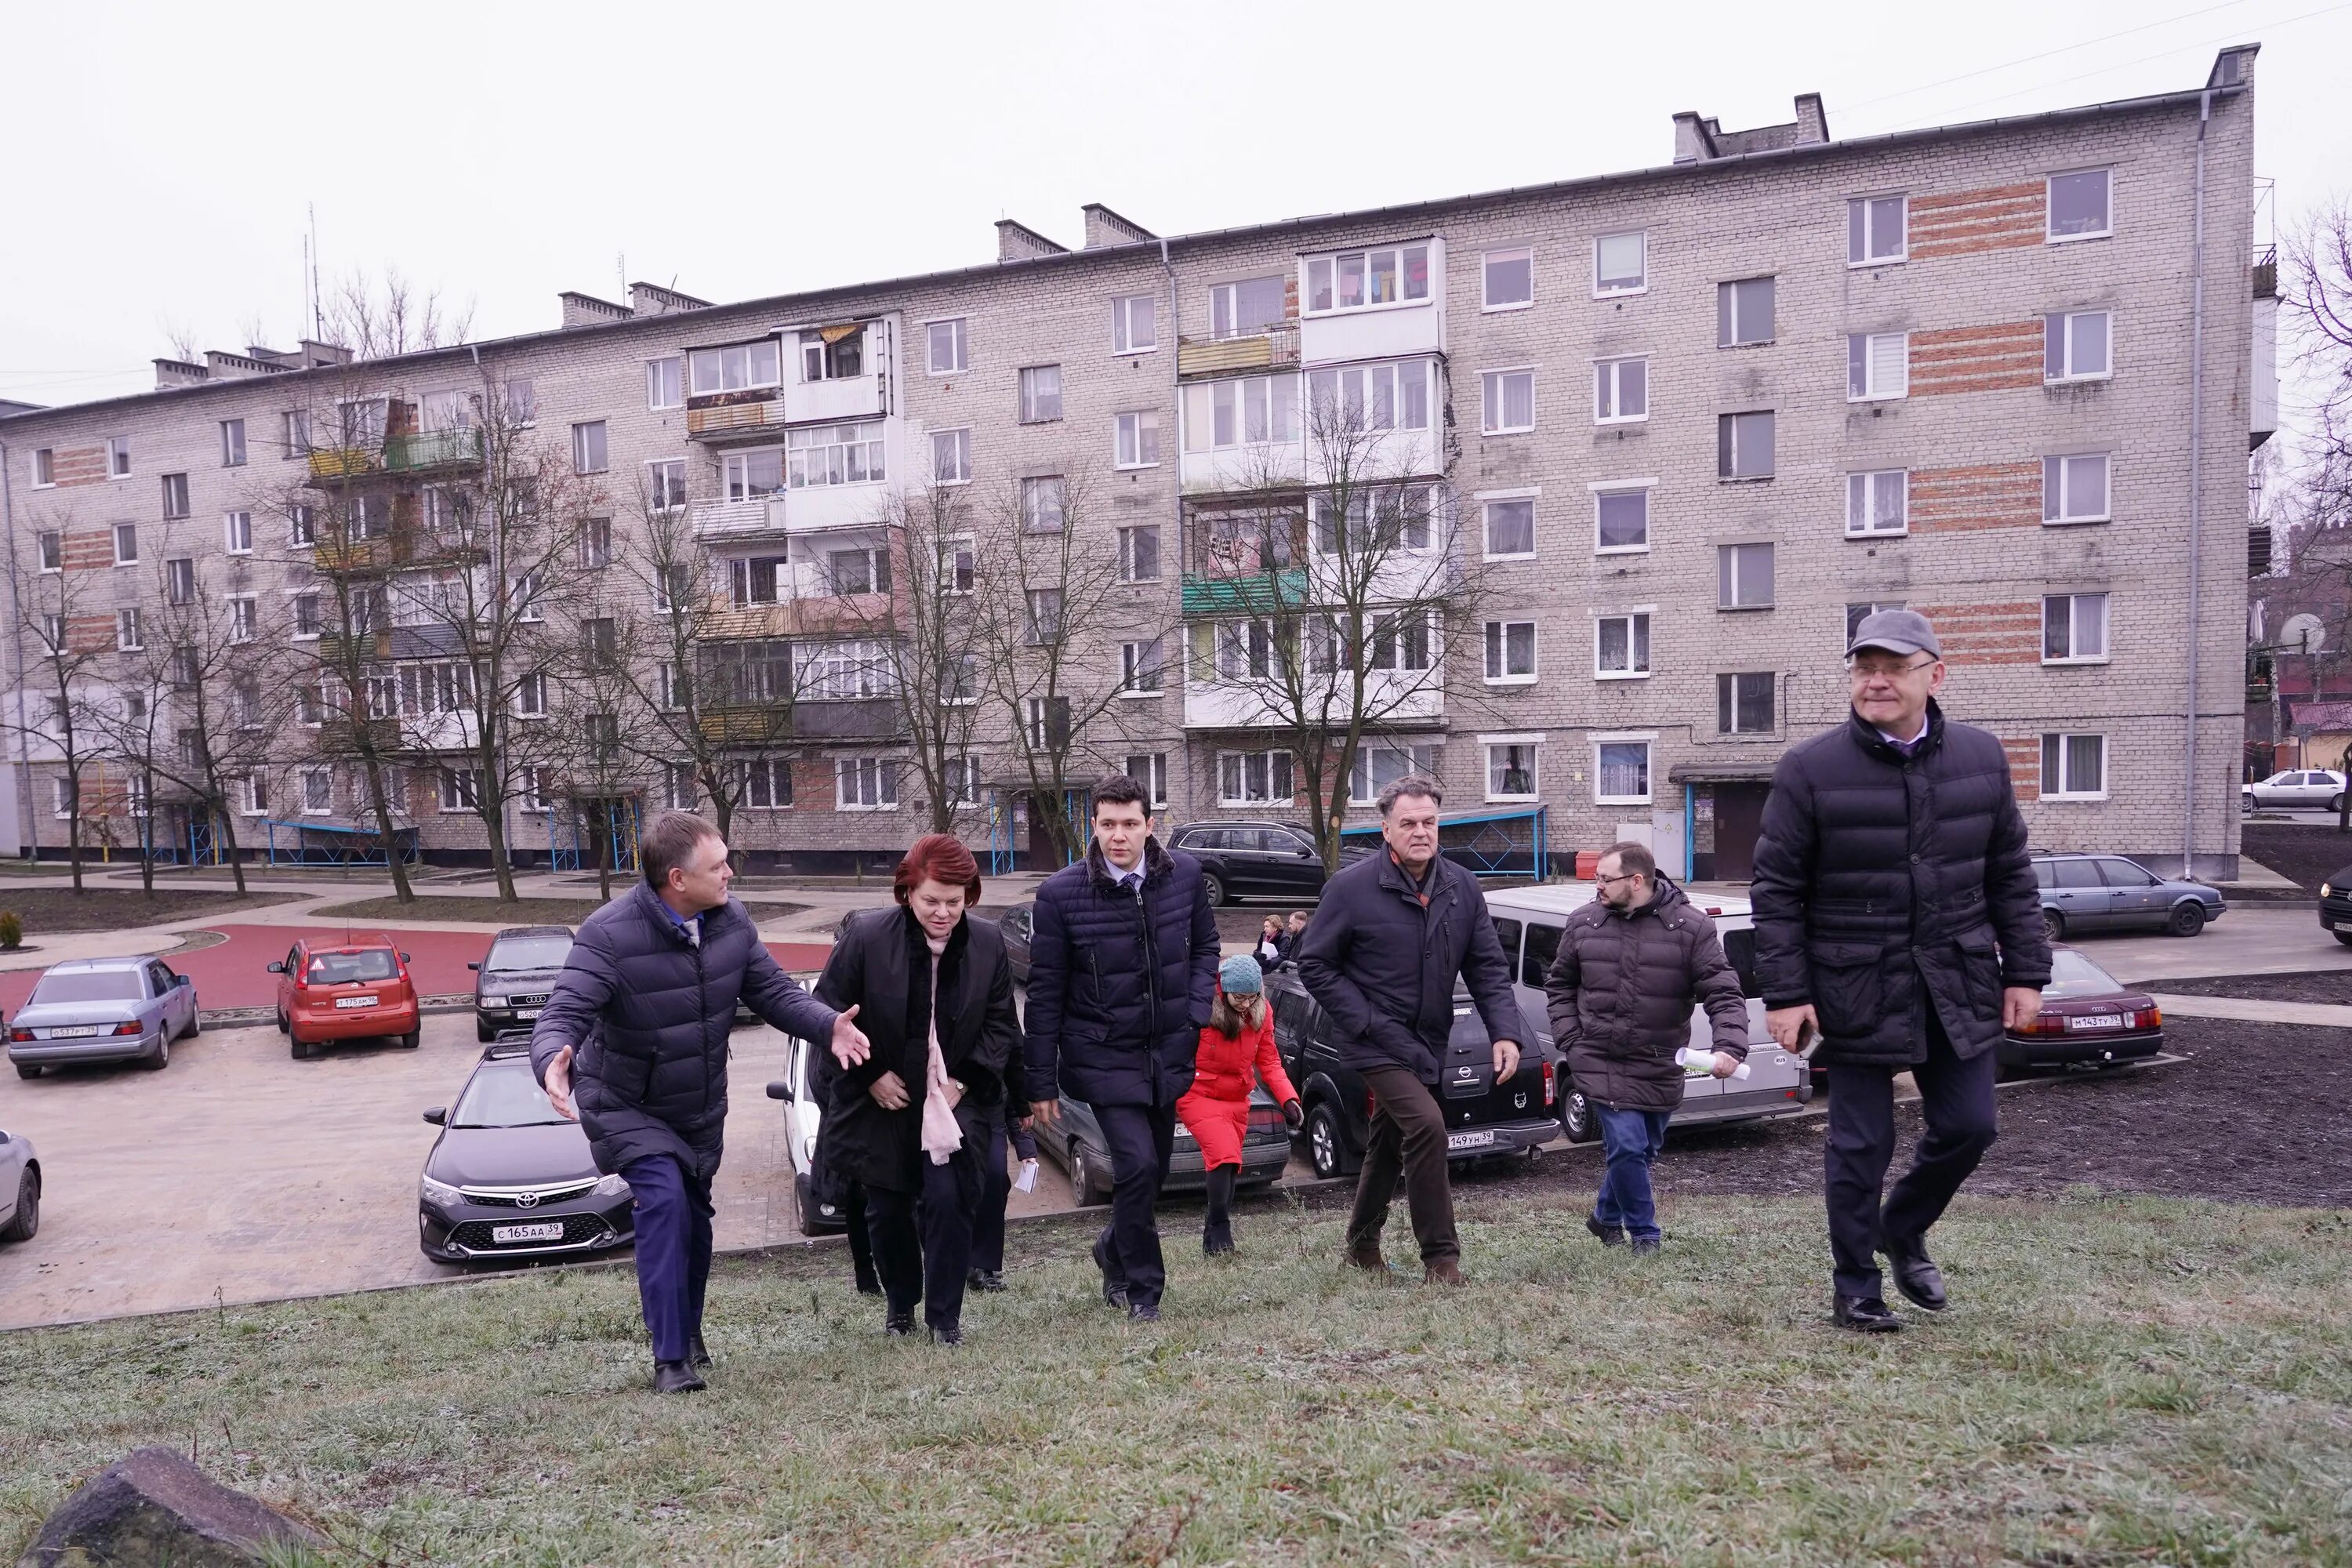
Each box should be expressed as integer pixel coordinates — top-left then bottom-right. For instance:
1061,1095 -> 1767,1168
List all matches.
1177,323 -> 1300,380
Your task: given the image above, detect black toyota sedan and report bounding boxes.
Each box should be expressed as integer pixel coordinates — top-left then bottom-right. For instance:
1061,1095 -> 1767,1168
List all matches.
416,1038 -> 633,1264
468,926 -> 573,1042
2321,862 -> 2352,946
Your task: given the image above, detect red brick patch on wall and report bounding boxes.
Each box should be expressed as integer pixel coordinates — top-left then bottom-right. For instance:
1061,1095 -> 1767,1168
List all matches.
60,529 -> 115,571
64,615 -> 114,655
1909,182 -> 2045,262
1929,601 -> 2041,665
1911,322 -> 2042,397
1910,461 -> 2042,533
1999,735 -> 2042,801
46,445 -> 111,488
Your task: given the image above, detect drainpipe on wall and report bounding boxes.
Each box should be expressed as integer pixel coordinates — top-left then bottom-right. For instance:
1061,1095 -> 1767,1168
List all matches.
0,441 -> 34,862
2183,89 -> 2211,876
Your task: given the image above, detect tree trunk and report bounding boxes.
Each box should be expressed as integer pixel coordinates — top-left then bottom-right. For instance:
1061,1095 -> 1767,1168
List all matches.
361,757 -> 416,903
483,803 -> 518,902
594,803 -> 614,902
66,775 -> 84,891
214,809 -> 247,893
136,767 -> 156,895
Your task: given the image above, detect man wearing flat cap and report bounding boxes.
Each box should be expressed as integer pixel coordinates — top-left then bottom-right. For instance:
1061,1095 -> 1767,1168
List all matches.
1749,609 -> 2050,1332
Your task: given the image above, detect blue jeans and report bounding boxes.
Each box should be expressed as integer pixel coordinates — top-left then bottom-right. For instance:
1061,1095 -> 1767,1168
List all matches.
1594,1106 -> 1671,1243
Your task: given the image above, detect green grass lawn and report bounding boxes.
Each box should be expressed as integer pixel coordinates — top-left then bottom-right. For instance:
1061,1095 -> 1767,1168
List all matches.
3,1192 -> 2347,1566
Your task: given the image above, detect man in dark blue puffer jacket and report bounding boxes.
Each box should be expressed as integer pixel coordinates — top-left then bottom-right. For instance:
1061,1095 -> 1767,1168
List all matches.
1025,774 -> 1220,1321
533,811 -> 870,1392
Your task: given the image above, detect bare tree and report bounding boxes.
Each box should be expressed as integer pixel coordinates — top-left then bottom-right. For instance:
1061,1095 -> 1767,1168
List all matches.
318,267 -> 475,361
90,641 -> 172,895
548,604 -> 653,903
2281,198 -> 2352,829
3,546 -> 113,891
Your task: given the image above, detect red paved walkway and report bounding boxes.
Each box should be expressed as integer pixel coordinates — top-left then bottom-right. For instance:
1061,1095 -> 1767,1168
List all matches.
0,925 -> 835,1015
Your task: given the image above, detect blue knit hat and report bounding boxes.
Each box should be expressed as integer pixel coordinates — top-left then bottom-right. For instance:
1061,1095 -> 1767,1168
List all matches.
1219,954 -> 1264,996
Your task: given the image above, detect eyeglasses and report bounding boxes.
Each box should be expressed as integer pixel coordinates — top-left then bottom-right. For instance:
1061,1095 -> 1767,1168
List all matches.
1847,656 -> 1936,681
1595,871 -> 1642,885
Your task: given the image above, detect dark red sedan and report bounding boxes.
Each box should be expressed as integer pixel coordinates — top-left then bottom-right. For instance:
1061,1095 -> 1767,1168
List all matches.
2000,946 -> 2163,1073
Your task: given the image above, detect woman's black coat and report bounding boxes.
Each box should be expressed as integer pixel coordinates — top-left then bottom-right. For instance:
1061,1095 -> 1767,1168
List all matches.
811,906 -> 1019,1193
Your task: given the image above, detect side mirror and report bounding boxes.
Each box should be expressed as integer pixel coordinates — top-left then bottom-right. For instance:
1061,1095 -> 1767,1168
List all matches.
266,961 -> 285,975
466,961 -> 481,971
401,953 -> 412,963
765,1080 -> 793,1102
421,1107 -> 446,1125
176,975 -> 190,988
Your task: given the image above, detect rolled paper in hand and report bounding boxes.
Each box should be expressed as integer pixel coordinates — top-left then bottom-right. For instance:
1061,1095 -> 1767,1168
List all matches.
1676,1047 -> 1751,1080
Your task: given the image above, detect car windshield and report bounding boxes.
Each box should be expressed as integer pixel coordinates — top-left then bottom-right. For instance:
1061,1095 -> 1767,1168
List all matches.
307,949 -> 397,985
488,936 -> 571,972
2042,949 -> 2123,1000
451,1062 -> 569,1128
27,971 -> 143,1005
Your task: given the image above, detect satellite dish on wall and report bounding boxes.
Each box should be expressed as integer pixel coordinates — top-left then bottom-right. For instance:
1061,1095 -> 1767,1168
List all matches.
2283,613 -> 2325,656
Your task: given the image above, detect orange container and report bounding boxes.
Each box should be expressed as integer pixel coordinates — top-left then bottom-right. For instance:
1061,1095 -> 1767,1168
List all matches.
1572,850 -> 1602,880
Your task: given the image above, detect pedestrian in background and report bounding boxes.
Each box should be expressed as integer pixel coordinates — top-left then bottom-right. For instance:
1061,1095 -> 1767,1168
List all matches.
1751,609 -> 2050,1332
815,834 -> 1019,1345
1254,916 -> 1285,971
1541,841 -> 1748,1254
1175,956 -> 1304,1254
1025,775 -> 1220,1323
1298,777 -> 1524,1284
1279,910 -> 1311,967
534,811 -> 869,1393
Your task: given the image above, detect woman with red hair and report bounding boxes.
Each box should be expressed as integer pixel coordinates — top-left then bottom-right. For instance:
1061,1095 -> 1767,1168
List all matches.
811,833 -> 1018,1344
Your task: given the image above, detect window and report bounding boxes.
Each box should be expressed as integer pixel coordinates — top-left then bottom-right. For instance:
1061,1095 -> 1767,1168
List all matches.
347,495 -> 392,539
645,357 -> 684,410
2047,169 -> 2111,241
227,595 -> 256,643
289,504 -> 315,546
397,662 -> 477,718
1348,742 -> 1436,805
1484,620 -> 1537,683
517,671 -> 550,718
292,593 -> 321,638
1718,672 -> 1775,734
437,768 -> 480,811
1483,248 -> 1533,310
296,686 -> 324,726
1483,498 -> 1535,559
942,756 -> 983,808
581,616 -> 617,665
825,546 -> 890,595
651,660 -> 684,712
571,421 -> 608,474
931,428 -> 971,485
351,586 -> 388,635
281,410 -> 309,459
1719,543 -> 1774,609
1025,587 -> 1064,644
580,516 -> 612,570
786,421 -> 885,487
662,764 -> 698,811
835,757 -> 898,810
1718,412 -> 1774,479
584,712 -> 620,764
2045,310 -> 2112,381
1124,752 -> 1169,808
942,652 -> 981,705
1846,601 -> 1904,644
1595,485 -> 1650,554
2044,454 -> 2111,524
1201,618 -> 1281,682
1119,523 -> 1161,583
1483,369 -> 1535,434
161,474 -> 189,519
300,768 -> 332,815
1483,741 -> 1538,801
220,419 -> 246,467
166,557 -> 194,604
223,510 -> 252,554
728,555 -> 785,607
421,389 -> 475,432
1019,365 -> 1063,423
52,778 -> 73,818
648,458 -> 688,510
1020,475 -> 1066,534
241,773 -> 270,816
2041,733 -> 2107,798
1310,486 -> 1432,555
1111,294 -> 1157,354
116,608 -> 142,651
687,341 -> 781,395
517,766 -> 554,813
113,522 -> 139,564
927,318 -> 968,375
1594,358 -> 1646,423
939,535 -> 977,595
1114,410 -> 1161,468
38,615 -> 62,652
1185,374 -> 1304,449
126,775 -> 148,818
1848,332 -> 1908,401
1718,277 -> 1774,346
724,448 -> 785,500
800,326 -> 866,382
1121,637 -> 1164,694
2043,593 -> 2109,662
107,436 -> 130,477
31,448 -> 54,487
1305,361 -> 1429,434
36,530 -> 60,571
1210,278 -> 1286,338
1595,612 -> 1651,678
512,570 -> 544,621
1218,750 -> 1294,805
1849,195 -> 1906,264
1304,244 -> 1431,314
1594,232 -> 1646,295
1846,471 -> 1908,536
1595,739 -> 1651,804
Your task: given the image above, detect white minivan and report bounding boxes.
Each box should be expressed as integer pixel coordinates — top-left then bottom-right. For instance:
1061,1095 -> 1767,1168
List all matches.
1482,884 -> 1813,1142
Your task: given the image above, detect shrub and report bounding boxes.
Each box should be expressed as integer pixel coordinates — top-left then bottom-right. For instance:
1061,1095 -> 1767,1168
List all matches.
0,911 -> 19,949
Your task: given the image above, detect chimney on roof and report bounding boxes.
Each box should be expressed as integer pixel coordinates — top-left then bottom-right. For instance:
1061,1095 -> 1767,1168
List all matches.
154,358 -> 209,390
560,291 -> 635,329
629,281 -> 711,318
299,339 -> 352,368
1793,93 -> 1829,147
1080,204 -> 1156,249
203,348 -> 284,381
2209,42 -> 2258,89
1671,111 -> 1717,164
996,219 -> 1069,263
1671,97 -> 1830,162
245,345 -> 306,371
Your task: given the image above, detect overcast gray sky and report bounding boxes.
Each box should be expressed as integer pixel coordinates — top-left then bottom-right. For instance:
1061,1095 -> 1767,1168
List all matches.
3,0 -> 2347,412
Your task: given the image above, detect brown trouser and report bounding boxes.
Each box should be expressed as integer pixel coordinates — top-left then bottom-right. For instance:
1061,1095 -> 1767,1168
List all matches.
1346,1064 -> 1459,1265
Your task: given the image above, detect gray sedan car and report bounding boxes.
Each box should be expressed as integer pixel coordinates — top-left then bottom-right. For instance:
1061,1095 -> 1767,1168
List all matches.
0,1126 -> 38,1243
6,955 -> 201,1076
2031,854 -> 2226,940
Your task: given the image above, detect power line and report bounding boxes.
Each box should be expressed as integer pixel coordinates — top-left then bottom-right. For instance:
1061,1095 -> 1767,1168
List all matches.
1840,0 -> 2254,113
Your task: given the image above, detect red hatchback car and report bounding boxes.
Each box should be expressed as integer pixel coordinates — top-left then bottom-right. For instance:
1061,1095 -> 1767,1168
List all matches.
270,935 -> 422,1059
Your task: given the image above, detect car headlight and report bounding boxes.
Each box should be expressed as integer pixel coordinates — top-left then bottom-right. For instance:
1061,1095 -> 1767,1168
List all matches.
419,1174 -> 463,1208
2324,883 -> 2334,899
592,1173 -> 631,1199
481,996 -> 508,1009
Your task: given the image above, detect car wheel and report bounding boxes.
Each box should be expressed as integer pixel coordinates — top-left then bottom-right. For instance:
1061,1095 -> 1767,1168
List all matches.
1066,1143 -> 1105,1207
0,1169 -> 38,1243
2337,931 -> 2352,948
2241,793 -> 2256,814
177,1007 -> 199,1040
1305,1102 -> 1348,1180
399,1029 -> 421,1050
2042,908 -> 2065,943
142,1036 -> 169,1071
13,1063 -> 38,1080
1201,871 -> 1228,908
1561,1086 -> 1598,1145
2333,793 -> 2347,814
275,1008 -> 289,1035
2167,902 -> 2206,938
290,1037 -> 311,1061
477,1021 -> 495,1044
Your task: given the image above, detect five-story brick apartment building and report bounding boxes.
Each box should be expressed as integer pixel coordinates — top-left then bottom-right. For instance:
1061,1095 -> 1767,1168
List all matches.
2,48 -> 2270,879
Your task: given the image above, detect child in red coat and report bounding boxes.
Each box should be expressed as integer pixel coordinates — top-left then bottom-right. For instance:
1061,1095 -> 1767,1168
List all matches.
1177,956 -> 1304,1254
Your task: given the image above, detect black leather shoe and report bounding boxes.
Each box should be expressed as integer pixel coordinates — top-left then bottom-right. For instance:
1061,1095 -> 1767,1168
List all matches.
652,1359 -> 706,1394
855,1275 -> 884,1298
688,1333 -> 712,1369
884,1312 -> 915,1337
1127,1301 -> 1160,1323
967,1269 -> 1007,1293
1093,1233 -> 1129,1311
930,1323 -> 963,1346
1833,1294 -> 1904,1333
1884,1246 -> 1947,1312
1585,1215 -> 1627,1247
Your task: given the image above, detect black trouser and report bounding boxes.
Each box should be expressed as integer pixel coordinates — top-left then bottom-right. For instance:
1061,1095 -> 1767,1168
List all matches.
1093,1102 -> 1176,1308
1347,1065 -> 1459,1265
837,1179 -> 877,1292
1824,1011 -> 1999,1300
970,1113 -> 1011,1275
864,1146 -> 982,1330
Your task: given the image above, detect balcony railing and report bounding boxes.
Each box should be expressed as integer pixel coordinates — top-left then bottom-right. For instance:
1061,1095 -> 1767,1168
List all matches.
695,704 -> 794,745
308,446 -> 381,481
1177,325 -> 1300,379
385,428 -> 485,472
685,394 -> 789,439
692,497 -> 789,538
1180,569 -> 1308,617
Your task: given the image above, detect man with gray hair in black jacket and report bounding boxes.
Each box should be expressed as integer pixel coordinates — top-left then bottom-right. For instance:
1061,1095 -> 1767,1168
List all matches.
533,811 -> 871,1392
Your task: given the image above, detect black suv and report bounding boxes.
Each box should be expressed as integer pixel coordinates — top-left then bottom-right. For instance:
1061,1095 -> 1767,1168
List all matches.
1265,967 -> 1556,1180
1163,820 -> 1326,907
467,926 -> 574,1042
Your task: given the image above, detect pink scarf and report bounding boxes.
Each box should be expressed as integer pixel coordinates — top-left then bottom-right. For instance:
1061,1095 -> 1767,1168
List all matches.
920,933 -> 963,1164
